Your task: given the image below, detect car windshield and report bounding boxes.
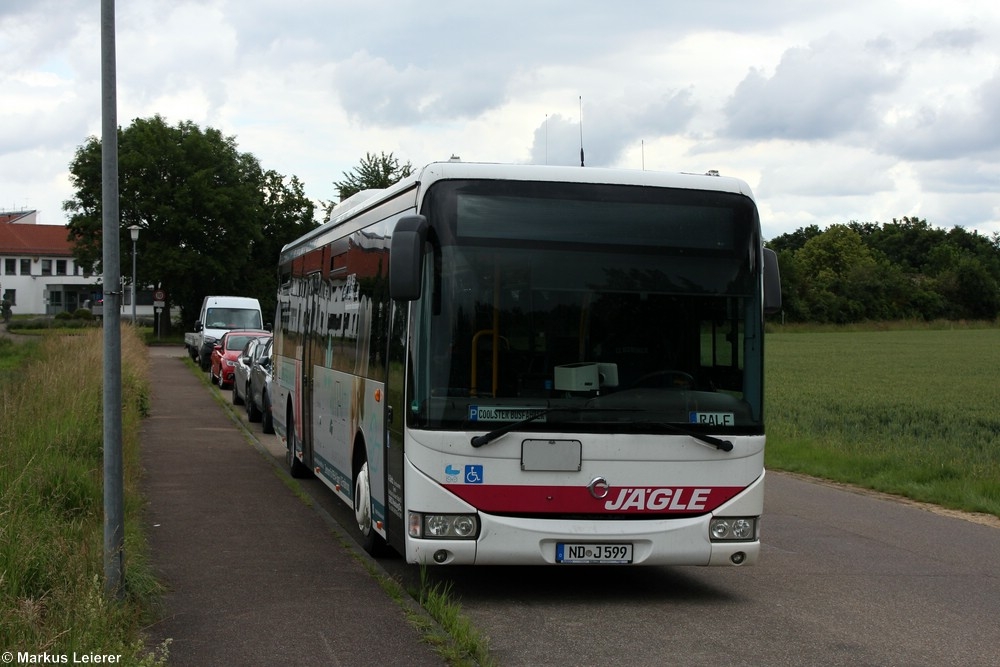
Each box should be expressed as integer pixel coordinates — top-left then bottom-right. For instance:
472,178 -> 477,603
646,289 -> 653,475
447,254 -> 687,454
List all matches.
226,334 -> 260,351
407,179 -> 765,435
205,308 -> 262,329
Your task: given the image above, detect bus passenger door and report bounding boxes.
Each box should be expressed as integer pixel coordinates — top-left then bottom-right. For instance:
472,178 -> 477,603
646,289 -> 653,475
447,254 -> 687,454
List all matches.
299,271 -> 324,466
384,300 -> 407,554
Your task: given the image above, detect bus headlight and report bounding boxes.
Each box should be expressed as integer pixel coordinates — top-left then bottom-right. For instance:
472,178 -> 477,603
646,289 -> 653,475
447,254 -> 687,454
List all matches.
710,517 -> 758,542
408,512 -> 479,539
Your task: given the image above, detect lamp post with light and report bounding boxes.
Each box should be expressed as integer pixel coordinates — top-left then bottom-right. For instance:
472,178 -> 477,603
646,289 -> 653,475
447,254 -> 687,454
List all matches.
128,225 -> 140,323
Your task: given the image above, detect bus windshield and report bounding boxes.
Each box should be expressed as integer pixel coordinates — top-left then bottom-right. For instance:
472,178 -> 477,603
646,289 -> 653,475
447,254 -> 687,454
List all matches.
409,179 -> 765,435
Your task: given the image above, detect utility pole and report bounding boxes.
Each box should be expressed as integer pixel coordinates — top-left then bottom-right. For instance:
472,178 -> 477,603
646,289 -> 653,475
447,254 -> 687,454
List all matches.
129,225 -> 140,324
101,0 -> 125,599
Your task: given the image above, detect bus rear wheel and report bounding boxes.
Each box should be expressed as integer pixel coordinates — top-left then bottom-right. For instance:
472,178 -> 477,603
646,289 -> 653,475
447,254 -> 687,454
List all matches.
354,460 -> 385,556
286,406 -> 311,479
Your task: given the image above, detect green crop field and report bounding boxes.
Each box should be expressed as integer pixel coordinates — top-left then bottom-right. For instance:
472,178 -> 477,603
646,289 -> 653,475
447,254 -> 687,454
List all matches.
765,327 -> 1000,518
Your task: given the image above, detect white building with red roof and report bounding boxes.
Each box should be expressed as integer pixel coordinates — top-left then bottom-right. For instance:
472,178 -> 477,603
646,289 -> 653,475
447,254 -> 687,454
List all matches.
0,210 -> 100,316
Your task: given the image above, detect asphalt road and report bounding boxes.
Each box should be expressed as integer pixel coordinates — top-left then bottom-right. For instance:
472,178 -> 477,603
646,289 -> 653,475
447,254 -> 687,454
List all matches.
200,347 -> 1000,667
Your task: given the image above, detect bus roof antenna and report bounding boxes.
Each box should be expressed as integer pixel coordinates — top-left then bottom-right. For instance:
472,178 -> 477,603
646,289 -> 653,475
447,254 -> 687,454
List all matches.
579,96 -> 585,167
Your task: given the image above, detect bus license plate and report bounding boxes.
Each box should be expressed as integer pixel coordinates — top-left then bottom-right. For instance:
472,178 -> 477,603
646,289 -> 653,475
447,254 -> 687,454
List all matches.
556,543 -> 633,564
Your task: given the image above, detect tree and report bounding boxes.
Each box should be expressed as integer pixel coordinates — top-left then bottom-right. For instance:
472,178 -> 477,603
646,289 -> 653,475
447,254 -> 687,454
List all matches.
793,225 -> 877,323
771,218 -> 1000,323
64,115 -> 317,329
767,224 -> 823,255
323,152 -> 413,222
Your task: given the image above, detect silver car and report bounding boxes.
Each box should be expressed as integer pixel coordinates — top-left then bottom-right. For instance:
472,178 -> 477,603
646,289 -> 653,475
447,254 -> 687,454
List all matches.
232,335 -> 270,407
247,337 -> 275,434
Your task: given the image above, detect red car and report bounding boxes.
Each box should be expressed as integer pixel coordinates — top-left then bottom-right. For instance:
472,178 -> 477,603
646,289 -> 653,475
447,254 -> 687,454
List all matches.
210,329 -> 271,388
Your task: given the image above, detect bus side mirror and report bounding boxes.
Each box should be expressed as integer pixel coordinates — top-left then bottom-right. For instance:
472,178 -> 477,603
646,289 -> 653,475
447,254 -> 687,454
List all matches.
390,215 -> 429,301
763,247 -> 782,315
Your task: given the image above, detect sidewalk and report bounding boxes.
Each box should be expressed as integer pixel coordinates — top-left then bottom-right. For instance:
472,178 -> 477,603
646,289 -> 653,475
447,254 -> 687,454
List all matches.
0,321 -> 30,342
141,347 -> 445,667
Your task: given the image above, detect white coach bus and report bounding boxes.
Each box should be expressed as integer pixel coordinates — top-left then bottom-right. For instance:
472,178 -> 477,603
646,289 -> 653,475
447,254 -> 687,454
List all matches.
271,160 -> 781,566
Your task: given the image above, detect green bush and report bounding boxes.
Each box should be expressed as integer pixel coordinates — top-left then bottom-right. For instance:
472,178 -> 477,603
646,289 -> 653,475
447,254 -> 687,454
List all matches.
8,316 -> 97,332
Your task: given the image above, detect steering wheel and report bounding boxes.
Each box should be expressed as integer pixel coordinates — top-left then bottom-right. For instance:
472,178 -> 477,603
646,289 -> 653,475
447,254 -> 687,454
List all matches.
630,370 -> 695,390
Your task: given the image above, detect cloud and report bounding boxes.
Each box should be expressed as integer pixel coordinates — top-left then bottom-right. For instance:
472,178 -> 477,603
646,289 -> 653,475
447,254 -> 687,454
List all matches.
331,50 -> 510,127
527,89 -> 697,167
3,0 -> 1000,240
918,28 -> 984,51
722,35 -> 902,141
877,69 -> 1000,160
756,144 -> 897,199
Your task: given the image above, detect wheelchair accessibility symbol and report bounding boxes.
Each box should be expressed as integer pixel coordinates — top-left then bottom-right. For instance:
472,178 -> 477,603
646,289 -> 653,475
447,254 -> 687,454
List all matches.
465,465 -> 484,484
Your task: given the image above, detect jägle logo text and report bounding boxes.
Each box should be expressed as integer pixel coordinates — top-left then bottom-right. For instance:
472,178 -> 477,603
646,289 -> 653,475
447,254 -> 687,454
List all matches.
603,487 -> 711,512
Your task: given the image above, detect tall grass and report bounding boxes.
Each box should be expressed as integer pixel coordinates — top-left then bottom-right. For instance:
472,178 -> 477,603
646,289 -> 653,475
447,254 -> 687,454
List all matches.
0,337 -> 39,378
766,327 -> 1000,517
0,328 -> 166,663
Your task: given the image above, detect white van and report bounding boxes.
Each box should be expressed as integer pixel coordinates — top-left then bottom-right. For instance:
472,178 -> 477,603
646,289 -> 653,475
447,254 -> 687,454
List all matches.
185,296 -> 264,370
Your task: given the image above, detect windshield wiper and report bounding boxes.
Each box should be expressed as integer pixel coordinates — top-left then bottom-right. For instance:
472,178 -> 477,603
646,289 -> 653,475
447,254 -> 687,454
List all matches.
470,406 -> 635,447
470,406 -> 734,452
631,421 -> 734,452
470,406 -> 735,451
470,407 -> 562,448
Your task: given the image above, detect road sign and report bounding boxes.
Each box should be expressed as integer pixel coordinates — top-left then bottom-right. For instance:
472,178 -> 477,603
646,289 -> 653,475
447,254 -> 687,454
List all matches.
153,289 -> 166,308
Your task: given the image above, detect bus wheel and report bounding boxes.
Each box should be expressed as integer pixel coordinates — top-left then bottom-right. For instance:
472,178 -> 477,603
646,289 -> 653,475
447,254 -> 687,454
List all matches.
354,460 -> 385,556
286,406 -> 311,479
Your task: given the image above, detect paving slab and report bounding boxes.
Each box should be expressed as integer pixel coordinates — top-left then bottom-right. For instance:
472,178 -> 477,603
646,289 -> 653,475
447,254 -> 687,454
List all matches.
142,347 -> 445,667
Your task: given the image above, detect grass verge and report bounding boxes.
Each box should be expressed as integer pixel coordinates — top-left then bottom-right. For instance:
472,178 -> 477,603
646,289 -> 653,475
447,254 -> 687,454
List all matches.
0,327 -> 167,664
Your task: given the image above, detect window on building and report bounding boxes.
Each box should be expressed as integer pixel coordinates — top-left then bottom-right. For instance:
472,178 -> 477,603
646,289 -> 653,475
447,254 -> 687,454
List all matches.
20,259 -> 30,275
56,260 -> 67,276
41,259 -> 52,276
4,258 -> 15,275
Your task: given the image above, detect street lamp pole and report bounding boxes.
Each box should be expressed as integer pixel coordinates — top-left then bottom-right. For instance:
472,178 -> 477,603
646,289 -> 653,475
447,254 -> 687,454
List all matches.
128,225 -> 140,323
101,0 -> 124,599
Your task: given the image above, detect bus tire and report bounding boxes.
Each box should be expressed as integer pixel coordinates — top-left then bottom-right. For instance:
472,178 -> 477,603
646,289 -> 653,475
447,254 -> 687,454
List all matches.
286,405 -> 311,479
354,459 -> 385,556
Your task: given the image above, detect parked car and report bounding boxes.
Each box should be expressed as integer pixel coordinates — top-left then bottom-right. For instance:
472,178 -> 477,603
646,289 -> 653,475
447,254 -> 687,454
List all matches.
247,337 -> 275,434
185,295 -> 264,371
210,329 -> 270,389
232,335 -> 271,406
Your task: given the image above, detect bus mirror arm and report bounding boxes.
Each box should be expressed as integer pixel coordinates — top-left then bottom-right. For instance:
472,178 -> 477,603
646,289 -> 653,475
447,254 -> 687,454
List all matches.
390,215 -> 429,301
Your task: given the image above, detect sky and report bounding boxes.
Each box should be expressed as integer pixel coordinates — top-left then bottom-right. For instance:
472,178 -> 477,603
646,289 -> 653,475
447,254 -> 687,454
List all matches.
2,0 -> 1000,241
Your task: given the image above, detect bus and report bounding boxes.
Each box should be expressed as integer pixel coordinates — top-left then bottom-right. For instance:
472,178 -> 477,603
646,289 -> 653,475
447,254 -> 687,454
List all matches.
271,161 -> 781,566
